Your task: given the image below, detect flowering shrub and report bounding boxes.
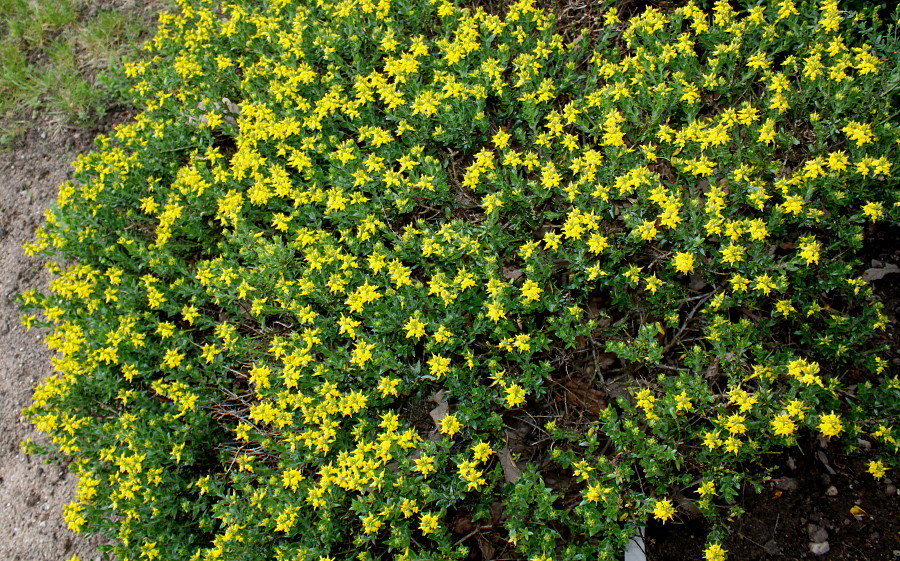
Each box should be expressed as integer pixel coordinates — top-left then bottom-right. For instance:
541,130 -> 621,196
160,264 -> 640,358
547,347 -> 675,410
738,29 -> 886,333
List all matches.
18,0 -> 900,560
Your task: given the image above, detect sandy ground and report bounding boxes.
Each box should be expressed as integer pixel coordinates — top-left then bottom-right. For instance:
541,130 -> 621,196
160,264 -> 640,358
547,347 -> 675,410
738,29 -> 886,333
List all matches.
0,123 -> 105,560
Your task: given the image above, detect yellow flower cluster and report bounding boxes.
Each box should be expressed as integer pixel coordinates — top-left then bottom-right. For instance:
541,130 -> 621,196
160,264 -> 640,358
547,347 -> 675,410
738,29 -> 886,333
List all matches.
18,0 -> 900,560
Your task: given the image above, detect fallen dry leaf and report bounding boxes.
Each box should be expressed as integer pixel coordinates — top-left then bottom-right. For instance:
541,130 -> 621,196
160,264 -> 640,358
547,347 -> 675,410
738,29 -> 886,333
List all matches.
498,447 -> 522,483
862,263 -> 899,282
476,536 -> 495,559
502,267 -> 524,281
428,390 -> 449,435
816,450 -> 836,475
429,401 -> 449,428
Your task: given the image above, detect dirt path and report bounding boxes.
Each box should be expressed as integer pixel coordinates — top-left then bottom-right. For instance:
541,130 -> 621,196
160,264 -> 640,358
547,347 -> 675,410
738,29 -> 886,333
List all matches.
0,123 -> 105,561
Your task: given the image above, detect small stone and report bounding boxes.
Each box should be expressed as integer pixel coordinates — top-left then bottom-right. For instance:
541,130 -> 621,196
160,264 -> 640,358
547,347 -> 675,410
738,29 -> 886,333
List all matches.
775,477 -> 799,491
885,484 -> 897,496
809,542 -> 831,556
808,524 -> 829,543
826,486 -> 839,496
786,456 -> 798,470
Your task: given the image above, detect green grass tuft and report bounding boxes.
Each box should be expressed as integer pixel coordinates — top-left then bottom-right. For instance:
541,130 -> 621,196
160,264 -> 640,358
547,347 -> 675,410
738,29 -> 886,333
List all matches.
0,0 -> 171,147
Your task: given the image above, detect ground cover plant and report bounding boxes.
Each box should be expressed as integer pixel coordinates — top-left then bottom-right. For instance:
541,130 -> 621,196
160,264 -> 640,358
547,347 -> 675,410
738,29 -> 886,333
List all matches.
17,0 -> 900,559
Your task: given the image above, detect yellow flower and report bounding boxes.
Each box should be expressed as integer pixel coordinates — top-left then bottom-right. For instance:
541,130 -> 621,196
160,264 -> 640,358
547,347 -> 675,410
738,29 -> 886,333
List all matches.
746,51 -> 770,70
457,459 -> 485,490
775,299 -> 795,316
520,279 -> 542,303
672,252 -> 694,274
771,413 -> 796,437
757,118 -> 776,145
377,376 -> 400,397
697,481 -> 716,497
543,232 -> 562,250
351,340 -> 376,366
723,435 -> 742,454
404,315 -> 427,339
652,499 -> 675,522
482,193 -> 503,214
674,391 -> 693,412
603,7 -> 620,25
414,454 -> 435,476
248,365 -> 271,390
704,543 -> 727,561
867,460 -> 886,479
472,441 -> 494,462
720,244 -> 745,264
680,81 -> 700,105
841,121 -> 875,147
818,412 -> 843,437
779,194 -> 804,215
337,313 -> 360,338
428,354 -> 452,379
181,305 -> 199,325
827,150 -> 849,172
201,344 -> 219,363
786,399 -> 806,420
282,468 -> 305,491
62,501 -> 86,533
162,348 -> 185,368
862,201 -> 884,221
585,482 -> 611,502
728,387 -> 758,413
724,414 -> 747,435
703,430 -> 722,450
486,299 -> 506,322
754,273 -> 777,295
362,513 -> 382,534
492,129 -> 511,149
798,236 -> 821,264
587,232 -> 609,253
730,274 -> 750,292
505,384 -> 526,407
440,414 -> 461,435
420,512 -> 440,534
433,324 -> 453,343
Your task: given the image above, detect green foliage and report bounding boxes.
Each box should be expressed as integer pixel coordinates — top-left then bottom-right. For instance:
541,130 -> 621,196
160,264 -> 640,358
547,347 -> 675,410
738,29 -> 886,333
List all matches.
18,0 -> 900,560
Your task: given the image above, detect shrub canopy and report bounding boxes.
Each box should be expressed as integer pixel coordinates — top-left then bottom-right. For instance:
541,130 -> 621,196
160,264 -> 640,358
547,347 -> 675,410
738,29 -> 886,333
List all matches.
20,0 -> 900,560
